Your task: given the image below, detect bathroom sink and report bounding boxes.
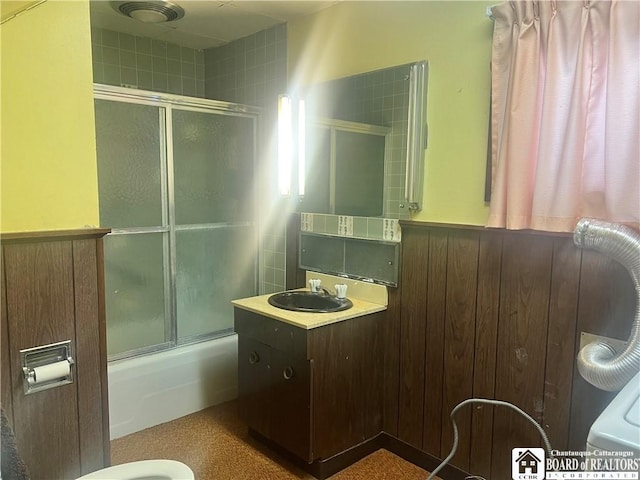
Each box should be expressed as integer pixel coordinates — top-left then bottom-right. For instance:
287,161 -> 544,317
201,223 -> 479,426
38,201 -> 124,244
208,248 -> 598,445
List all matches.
268,291 -> 353,313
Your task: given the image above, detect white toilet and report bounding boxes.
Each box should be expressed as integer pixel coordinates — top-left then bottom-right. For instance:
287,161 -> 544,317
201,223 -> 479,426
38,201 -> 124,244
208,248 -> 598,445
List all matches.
75,459 -> 195,480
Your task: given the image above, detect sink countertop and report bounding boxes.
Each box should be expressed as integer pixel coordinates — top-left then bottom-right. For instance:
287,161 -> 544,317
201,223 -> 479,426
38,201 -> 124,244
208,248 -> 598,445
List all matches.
232,289 -> 387,330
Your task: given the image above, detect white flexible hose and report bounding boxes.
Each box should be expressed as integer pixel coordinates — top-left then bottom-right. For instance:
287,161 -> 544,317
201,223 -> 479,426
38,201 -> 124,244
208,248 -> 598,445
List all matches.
426,398 -> 552,480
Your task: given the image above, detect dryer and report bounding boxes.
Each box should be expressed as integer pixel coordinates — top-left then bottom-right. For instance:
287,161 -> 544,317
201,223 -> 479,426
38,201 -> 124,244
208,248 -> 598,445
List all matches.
587,371 -> 640,455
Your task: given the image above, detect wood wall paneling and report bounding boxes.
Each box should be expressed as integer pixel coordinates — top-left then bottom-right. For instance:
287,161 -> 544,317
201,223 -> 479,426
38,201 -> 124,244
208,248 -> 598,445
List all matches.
0,248 -> 13,428
96,237 -> 111,466
491,234 -> 554,478
73,239 -> 108,474
422,230 -> 448,457
397,227 -> 429,448
392,223 -> 635,479
285,217 -> 637,479
1,230 -> 109,479
1,251 -> 14,425
4,241 -> 82,480
468,231 -> 502,478
542,238 -> 581,450
439,231 -> 479,471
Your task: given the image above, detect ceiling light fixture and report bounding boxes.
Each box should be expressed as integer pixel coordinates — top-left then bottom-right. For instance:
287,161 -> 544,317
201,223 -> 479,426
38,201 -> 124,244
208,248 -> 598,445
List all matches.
111,1 -> 185,24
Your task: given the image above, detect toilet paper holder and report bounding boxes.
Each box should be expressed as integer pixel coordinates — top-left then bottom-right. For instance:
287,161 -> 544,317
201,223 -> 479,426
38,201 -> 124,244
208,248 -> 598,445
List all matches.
20,340 -> 75,395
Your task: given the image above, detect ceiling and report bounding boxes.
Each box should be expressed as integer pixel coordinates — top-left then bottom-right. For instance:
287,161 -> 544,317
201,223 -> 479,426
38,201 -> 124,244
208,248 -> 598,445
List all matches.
90,0 -> 341,50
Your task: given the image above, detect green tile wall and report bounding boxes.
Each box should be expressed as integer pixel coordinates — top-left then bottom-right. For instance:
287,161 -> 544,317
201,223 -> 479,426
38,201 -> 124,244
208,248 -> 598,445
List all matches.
203,23 -> 286,108
204,24 -> 288,294
91,28 -> 205,97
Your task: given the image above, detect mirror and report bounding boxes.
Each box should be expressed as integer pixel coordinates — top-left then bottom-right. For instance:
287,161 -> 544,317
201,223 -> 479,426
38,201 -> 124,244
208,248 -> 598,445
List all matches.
301,118 -> 389,217
297,61 -> 428,219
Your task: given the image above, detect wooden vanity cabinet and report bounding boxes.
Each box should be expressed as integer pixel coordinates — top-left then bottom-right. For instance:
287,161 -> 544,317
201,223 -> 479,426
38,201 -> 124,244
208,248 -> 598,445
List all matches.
234,307 -> 383,465
235,310 -> 313,461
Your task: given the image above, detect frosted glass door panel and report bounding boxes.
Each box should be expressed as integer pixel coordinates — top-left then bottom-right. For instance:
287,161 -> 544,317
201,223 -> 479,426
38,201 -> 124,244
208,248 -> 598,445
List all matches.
104,233 -> 168,356
176,226 -> 256,339
95,99 -> 164,228
172,111 -> 255,225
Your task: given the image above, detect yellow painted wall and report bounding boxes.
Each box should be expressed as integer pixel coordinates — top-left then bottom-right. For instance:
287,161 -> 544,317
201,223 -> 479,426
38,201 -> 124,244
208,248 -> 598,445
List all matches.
287,1 -> 495,225
1,0 -> 99,232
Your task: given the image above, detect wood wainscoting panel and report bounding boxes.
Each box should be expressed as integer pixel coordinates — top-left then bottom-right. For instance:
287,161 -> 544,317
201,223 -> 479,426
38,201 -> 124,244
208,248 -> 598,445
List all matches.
73,239 -> 110,474
391,223 -> 635,479
4,240 -> 82,480
542,238 -> 581,450
439,230 -> 479,471
1,229 -> 109,479
491,234 -> 554,478
397,227 -> 430,449
421,229 -> 447,457
1,253 -> 14,424
468,230 -> 502,478
284,216 -> 637,479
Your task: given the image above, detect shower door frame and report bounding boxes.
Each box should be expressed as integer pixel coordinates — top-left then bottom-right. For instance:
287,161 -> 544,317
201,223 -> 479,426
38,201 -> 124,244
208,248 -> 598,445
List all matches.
94,84 -> 261,361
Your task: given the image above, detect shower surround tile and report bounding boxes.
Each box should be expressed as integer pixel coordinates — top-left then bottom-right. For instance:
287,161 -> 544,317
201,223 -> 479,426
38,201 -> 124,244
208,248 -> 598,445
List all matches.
204,24 -> 288,294
91,27 -> 205,97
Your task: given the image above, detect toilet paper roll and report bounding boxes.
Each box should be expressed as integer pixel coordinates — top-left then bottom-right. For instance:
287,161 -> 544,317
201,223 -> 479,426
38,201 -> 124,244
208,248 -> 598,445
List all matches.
31,361 -> 70,384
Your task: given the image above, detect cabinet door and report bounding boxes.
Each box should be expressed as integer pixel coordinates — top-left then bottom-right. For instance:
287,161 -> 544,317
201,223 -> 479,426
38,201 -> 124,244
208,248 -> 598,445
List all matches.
270,350 -> 313,462
237,336 -> 271,438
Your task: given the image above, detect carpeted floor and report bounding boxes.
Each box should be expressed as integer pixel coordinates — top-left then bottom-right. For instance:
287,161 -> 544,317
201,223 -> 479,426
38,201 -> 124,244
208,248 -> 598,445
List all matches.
111,400 -> 438,479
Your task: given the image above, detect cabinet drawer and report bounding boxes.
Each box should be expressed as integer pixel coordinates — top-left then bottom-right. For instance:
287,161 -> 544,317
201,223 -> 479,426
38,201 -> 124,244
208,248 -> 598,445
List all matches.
234,308 -> 308,359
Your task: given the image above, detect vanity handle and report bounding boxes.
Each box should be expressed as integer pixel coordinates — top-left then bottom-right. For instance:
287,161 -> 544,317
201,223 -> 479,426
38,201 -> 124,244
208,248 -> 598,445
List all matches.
283,366 -> 294,380
248,351 -> 260,364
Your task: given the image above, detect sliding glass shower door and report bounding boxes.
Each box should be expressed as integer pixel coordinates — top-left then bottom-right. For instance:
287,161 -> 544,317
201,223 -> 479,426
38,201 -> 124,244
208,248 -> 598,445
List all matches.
94,87 -> 259,359
172,109 -> 256,340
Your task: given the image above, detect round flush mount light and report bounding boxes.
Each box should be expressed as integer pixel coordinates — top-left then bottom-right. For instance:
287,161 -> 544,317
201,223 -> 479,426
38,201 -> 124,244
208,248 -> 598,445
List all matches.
111,1 -> 185,24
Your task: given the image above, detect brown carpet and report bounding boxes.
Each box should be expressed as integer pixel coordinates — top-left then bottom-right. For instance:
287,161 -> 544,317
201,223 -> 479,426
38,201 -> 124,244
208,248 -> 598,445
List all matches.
111,400 -> 439,480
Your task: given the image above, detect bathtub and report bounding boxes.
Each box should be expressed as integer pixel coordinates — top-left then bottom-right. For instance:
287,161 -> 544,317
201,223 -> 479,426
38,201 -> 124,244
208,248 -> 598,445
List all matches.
107,334 -> 238,439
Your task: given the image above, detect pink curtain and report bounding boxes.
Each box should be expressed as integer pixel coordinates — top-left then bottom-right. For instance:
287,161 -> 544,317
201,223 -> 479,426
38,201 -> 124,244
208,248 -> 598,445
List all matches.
487,0 -> 640,232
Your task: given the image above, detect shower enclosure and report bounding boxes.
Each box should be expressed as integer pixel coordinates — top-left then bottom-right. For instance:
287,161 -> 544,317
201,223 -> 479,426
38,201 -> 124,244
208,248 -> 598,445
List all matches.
94,85 -> 259,360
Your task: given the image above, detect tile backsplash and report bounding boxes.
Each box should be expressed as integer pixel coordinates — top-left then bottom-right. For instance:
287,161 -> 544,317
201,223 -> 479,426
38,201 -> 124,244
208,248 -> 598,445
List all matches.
301,213 -> 401,243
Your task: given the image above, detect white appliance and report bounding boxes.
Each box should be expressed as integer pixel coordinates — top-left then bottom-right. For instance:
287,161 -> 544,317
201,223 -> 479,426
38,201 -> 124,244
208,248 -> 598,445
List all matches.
587,371 -> 640,455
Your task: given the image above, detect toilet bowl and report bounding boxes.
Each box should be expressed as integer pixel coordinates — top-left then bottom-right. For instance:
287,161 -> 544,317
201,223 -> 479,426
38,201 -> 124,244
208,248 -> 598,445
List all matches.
75,459 -> 195,480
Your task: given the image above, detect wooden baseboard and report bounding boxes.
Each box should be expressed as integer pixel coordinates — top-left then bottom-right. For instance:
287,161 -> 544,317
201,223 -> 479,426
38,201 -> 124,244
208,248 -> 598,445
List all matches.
248,429 -> 471,480
248,429 -> 381,480
379,434 -> 470,480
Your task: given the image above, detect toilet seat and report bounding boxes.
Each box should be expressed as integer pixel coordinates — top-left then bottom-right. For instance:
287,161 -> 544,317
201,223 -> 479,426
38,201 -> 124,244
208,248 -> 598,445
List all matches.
75,459 -> 195,480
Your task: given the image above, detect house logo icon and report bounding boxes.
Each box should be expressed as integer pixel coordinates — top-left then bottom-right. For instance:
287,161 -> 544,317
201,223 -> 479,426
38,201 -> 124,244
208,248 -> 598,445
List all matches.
512,448 -> 545,480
